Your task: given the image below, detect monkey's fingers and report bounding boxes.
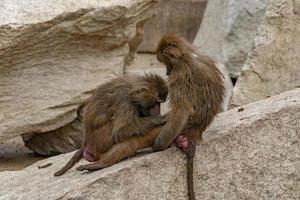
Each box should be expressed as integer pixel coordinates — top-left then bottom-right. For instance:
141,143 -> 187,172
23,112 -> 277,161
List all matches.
153,131 -> 173,151
113,134 -> 119,143
113,132 -> 129,144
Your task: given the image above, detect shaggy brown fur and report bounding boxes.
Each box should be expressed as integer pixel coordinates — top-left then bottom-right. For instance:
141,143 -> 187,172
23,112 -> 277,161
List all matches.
153,35 -> 224,200
154,34 -> 225,200
154,34 -> 225,149
74,35 -> 225,192
54,74 -> 168,176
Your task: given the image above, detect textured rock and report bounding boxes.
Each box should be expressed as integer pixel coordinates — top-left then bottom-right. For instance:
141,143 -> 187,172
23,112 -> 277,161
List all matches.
194,0 -> 267,78
0,137 -> 43,172
217,63 -> 233,111
0,0 -> 159,147
230,0 -> 300,107
1,88 -> 299,200
138,0 -> 207,52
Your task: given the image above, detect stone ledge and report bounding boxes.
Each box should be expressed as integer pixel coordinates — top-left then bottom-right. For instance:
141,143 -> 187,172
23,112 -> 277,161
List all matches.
0,88 -> 299,200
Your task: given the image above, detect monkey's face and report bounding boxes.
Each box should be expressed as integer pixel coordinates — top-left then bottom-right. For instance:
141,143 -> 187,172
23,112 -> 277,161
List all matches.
156,35 -> 194,75
130,88 -> 167,117
130,74 -> 168,117
156,34 -> 185,75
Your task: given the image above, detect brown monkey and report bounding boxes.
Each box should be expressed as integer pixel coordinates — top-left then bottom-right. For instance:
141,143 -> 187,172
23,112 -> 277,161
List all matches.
54,74 -> 168,176
153,34 -> 225,200
75,35 -> 225,200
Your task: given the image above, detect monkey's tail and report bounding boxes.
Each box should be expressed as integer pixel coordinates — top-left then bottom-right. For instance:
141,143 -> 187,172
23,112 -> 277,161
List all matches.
187,141 -> 196,200
54,148 -> 83,176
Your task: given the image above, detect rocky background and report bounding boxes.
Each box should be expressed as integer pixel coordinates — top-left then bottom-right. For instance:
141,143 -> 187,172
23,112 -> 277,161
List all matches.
0,0 -> 299,199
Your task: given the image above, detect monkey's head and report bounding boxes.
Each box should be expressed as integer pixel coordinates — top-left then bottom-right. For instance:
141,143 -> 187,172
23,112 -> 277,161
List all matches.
156,34 -> 194,75
130,74 -> 168,116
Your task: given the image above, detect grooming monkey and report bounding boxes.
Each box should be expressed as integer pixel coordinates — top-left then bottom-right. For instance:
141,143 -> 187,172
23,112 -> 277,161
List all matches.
54,74 -> 168,176
75,35 -> 225,200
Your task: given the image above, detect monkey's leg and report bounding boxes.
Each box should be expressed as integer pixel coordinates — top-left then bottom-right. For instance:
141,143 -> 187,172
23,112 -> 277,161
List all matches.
54,148 -> 83,176
77,127 -> 161,171
83,123 -> 114,162
154,104 -> 194,151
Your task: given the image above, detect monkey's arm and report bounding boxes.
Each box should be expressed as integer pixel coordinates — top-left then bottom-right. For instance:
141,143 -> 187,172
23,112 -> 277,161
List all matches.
136,115 -> 166,132
112,115 -> 165,143
153,103 -> 194,151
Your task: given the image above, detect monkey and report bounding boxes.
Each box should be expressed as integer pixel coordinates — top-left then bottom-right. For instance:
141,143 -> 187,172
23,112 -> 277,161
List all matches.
53,74 -> 168,176
152,34 -> 225,200
75,35 -> 225,200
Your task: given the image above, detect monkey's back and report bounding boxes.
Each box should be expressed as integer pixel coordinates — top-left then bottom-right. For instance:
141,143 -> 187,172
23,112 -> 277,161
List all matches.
84,76 -> 141,129
169,54 -> 225,135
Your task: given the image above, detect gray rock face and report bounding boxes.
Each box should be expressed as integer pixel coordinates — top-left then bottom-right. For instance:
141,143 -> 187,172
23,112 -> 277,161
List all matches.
1,88 -> 299,200
230,0 -> 300,107
0,0 -> 158,146
138,0 -> 207,52
217,63 -> 233,111
194,0 -> 267,78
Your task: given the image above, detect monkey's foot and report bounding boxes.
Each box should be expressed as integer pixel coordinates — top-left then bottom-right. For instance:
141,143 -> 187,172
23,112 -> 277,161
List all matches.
76,163 -> 108,171
174,135 -> 189,153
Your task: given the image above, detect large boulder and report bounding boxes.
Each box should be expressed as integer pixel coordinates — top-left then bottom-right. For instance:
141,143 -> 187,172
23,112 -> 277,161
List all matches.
138,0 -> 207,52
230,0 -> 300,107
0,0 -> 159,153
1,88 -> 298,200
194,0 -> 267,78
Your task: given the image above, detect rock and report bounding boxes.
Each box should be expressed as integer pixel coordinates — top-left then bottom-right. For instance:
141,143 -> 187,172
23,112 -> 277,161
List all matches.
194,0 -> 267,78
1,87 -> 298,200
230,0 -> 300,107
138,0 -> 207,52
0,137 -> 43,172
216,63 -> 233,111
22,118 -> 84,156
0,0 -> 159,150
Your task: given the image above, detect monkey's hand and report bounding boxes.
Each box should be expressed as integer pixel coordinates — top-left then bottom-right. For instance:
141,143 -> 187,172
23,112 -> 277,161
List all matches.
154,115 -> 167,126
153,125 -> 175,151
153,105 -> 192,151
112,130 -> 129,144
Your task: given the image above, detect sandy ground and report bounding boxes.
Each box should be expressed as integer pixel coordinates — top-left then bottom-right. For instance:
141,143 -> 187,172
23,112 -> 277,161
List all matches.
0,137 -> 45,172
0,53 -> 163,172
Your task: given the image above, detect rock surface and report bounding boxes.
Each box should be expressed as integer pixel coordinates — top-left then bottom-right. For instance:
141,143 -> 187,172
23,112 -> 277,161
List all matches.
230,0 -> 300,107
1,88 -> 299,200
0,137 -> 43,172
138,0 -> 207,52
194,0 -> 267,78
0,0 -> 158,147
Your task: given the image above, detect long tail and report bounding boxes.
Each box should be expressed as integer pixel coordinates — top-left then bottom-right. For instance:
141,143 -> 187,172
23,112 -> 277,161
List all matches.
187,141 -> 196,200
54,148 -> 83,176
